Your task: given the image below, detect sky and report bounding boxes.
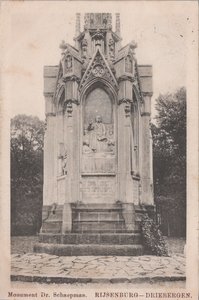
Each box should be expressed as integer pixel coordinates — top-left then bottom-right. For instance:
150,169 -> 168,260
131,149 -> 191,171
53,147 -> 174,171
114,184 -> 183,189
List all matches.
1,1 -> 197,120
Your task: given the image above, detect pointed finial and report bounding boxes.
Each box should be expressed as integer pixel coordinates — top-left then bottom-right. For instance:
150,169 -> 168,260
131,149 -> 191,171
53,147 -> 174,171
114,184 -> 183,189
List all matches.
130,40 -> 137,48
115,13 -> 120,36
75,13 -> 81,36
59,40 -> 67,56
59,40 -> 67,50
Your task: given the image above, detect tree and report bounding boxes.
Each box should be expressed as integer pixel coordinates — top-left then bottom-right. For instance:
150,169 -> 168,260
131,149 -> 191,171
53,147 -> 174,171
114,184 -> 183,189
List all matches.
11,114 -> 45,235
152,87 -> 186,237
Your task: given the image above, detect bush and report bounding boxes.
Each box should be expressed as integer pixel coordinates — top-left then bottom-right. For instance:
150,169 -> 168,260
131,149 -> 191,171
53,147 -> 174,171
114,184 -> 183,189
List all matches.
11,115 -> 44,236
11,224 -> 39,236
141,214 -> 169,256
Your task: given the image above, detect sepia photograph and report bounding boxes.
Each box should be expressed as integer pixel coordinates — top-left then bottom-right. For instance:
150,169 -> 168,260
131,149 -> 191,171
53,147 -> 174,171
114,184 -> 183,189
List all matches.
0,1 -> 198,299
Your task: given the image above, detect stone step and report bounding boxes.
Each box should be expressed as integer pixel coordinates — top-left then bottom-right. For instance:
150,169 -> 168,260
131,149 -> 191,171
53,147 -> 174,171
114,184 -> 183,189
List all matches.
39,233 -> 142,245
34,243 -> 143,256
72,211 -> 123,221
41,223 -> 140,234
73,218 -> 124,223
72,221 -> 125,233
41,221 -> 62,233
72,203 -> 122,211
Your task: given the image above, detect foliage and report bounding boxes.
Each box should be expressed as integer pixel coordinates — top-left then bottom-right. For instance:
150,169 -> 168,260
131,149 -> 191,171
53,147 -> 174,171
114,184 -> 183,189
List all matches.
152,87 -> 186,236
141,214 -> 169,256
11,114 -> 45,235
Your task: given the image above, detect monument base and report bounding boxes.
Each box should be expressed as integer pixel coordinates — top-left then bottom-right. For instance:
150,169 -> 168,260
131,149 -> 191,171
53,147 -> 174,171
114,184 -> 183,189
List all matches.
34,242 -> 143,256
35,203 -> 156,256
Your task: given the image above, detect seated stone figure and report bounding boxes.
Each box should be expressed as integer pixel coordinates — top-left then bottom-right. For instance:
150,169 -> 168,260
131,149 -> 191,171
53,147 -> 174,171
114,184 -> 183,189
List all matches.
87,115 -> 107,152
83,115 -> 115,153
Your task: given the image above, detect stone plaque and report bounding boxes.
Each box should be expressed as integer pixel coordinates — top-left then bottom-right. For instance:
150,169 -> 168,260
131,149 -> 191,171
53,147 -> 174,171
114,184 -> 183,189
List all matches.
81,176 -> 115,203
82,153 -> 115,174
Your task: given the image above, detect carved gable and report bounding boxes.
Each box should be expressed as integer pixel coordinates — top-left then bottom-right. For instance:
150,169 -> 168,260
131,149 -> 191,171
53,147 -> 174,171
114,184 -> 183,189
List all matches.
79,49 -> 118,90
116,41 -> 137,62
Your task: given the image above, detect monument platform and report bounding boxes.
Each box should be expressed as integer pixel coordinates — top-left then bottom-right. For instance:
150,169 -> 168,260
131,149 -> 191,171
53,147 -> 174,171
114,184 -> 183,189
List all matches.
37,202 -> 144,256
34,243 -> 143,256
38,232 -> 141,244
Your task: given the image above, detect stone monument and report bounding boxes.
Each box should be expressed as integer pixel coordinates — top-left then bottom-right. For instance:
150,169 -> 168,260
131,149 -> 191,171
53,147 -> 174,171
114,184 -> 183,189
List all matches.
35,13 -> 154,256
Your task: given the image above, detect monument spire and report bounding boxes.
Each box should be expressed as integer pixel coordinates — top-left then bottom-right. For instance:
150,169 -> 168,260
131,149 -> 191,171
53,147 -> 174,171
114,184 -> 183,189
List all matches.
115,13 -> 121,36
75,13 -> 81,36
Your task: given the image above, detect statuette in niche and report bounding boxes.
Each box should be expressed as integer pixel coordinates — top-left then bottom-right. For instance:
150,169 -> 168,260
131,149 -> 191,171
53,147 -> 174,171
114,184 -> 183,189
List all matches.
108,38 -> 115,60
125,55 -> 133,73
82,39 -> 88,59
65,55 -> 72,73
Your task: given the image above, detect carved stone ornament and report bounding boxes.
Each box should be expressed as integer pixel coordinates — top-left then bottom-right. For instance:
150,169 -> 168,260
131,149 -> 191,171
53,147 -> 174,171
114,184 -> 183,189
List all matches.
61,151 -> 67,175
125,55 -> 133,73
44,118 -> 47,131
79,50 -> 118,90
134,63 -> 144,103
125,102 -> 131,117
84,13 -> 112,30
59,40 -> 67,51
66,102 -> 73,117
118,98 -> 132,105
92,64 -> 105,77
118,98 -> 132,117
81,39 -> 88,59
92,30 -> 104,41
84,14 -> 90,29
55,79 -> 64,100
54,63 -> 64,101
129,40 -> 137,55
108,38 -> 115,60
65,55 -> 73,73
63,98 -> 79,117
62,75 -> 81,84
57,143 -> 67,176
83,116 -> 115,154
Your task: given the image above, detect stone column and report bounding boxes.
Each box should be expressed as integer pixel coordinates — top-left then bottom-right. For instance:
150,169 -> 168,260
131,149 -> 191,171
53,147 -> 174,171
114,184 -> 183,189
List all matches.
43,65 -> 59,206
43,111 -> 56,206
118,77 -> 134,203
62,78 -> 80,233
117,100 -> 126,201
62,105 -> 73,233
140,92 -> 153,205
118,78 -> 137,230
124,101 -> 134,203
137,64 -> 153,207
71,101 -> 80,202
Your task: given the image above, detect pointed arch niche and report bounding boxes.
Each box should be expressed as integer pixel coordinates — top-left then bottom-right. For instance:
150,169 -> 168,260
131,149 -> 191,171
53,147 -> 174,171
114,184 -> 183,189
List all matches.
84,87 -> 113,130
81,84 -> 116,175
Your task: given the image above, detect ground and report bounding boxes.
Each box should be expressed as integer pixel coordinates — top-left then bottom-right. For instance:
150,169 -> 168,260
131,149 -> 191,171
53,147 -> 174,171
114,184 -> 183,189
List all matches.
10,236 -> 186,287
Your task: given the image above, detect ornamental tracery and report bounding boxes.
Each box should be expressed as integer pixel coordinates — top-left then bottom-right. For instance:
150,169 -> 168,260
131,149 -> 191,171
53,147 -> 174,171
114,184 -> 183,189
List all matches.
79,50 -> 118,91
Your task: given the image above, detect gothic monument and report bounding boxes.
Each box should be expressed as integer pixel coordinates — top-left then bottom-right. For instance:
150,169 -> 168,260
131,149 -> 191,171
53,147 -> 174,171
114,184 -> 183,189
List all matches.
36,13 -> 154,256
